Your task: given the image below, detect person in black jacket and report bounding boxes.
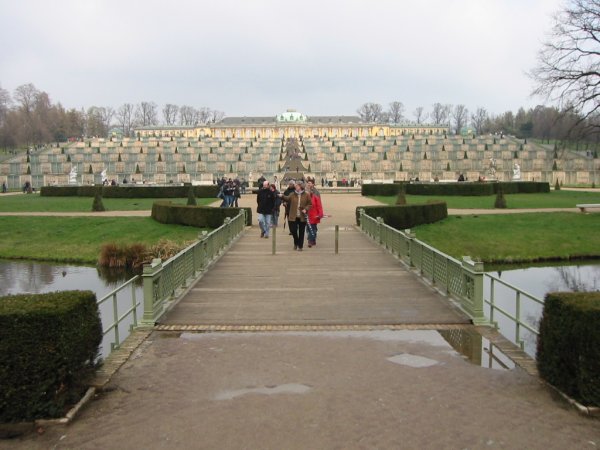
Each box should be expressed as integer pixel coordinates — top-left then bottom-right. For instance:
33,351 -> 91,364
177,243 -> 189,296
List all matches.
256,180 -> 276,238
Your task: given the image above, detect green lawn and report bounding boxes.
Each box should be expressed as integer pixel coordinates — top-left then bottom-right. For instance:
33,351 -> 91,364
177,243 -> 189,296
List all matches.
0,195 -> 217,212
371,190 -> 600,209
0,216 -> 203,263
413,212 -> 600,263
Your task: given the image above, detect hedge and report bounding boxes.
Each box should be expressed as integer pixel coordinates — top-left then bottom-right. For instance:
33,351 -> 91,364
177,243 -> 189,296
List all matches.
536,292 -> 599,407
361,182 -> 550,197
152,201 -> 252,228
0,291 -> 102,422
40,185 -> 219,198
356,202 -> 448,230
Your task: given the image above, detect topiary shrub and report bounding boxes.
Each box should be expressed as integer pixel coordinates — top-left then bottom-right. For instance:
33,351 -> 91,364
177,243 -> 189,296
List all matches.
395,187 -> 407,205
92,191 -> 106,212
152,201 -> 252,227
555,179 -> 561,191
187,186 -> 197,206
537,292 -> 600,407
0,291 -> 102,422
356,202 -> 447,230
41,185 -> 219,198
494,187 -> 507,208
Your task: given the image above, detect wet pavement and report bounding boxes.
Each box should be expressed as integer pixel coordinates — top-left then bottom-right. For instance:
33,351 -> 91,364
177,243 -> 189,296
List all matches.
7,329 -> 599,449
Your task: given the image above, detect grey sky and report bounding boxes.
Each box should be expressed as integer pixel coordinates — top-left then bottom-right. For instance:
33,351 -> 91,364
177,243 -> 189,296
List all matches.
0,0 -> 562,120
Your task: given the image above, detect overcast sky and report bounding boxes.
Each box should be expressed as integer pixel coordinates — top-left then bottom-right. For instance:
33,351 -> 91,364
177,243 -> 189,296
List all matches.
0,0 -> 563,120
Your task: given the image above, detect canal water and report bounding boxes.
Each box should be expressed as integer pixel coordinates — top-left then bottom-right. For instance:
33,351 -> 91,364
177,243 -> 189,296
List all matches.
484,261 -> 600,357
0,259 -> 142,359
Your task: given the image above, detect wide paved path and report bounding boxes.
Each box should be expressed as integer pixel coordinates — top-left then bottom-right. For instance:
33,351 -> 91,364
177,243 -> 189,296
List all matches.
160,193 -> 468,327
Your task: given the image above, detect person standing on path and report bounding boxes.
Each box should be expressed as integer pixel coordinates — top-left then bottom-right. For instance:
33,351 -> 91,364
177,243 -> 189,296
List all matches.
256,180 -> 276,238
282,180 -> 295,234
270,183 -> 282,228
306,181 -> 323,247
280,180 -> 312,251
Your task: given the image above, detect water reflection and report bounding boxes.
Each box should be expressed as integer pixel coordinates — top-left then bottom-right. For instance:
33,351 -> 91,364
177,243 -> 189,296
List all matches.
0,259 -> 138,297
438,328 -> 514,371
485,261 -> 600,358
552,265 -> 600,292
0,259 -> 142,360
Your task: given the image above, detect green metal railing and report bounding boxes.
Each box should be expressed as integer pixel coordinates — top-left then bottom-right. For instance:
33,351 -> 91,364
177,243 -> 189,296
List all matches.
359,208 -> 546,353
485,273 -> 543,350
359,209 -> 487,324
97,275 -> 141,352
141,210 -> 247,325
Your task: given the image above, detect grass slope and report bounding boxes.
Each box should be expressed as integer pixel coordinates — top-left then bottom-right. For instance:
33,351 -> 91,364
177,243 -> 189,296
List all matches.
371,190 -> 600,209
0,195 -> 216,212
413,212 -> 600,263
0,216 -> 203,263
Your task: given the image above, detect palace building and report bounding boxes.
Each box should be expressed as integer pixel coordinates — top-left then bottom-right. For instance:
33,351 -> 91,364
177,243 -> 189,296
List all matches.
134,109 -> 449,140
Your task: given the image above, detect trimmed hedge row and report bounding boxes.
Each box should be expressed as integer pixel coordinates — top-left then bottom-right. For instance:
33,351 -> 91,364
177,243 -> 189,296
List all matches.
361,182 -> 550,197
152,201 -> 252,228
0,291 -> 102,422
537,292 -> 599,407
40,185 -> 219,198
356,202 -> 448,230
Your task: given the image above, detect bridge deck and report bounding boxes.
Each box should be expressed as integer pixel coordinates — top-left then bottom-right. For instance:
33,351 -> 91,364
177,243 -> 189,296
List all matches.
160,193 -> 469,326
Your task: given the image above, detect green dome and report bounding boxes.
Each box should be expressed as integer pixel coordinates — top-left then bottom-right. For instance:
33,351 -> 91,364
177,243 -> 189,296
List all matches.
276,110 -> 306,123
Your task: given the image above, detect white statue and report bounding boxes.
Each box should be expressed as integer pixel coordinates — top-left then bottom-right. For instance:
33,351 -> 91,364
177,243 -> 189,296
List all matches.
101,169 -> 107,183
488,158 -> 497,178
68,166 -> 78,184
512,163 -> 521,180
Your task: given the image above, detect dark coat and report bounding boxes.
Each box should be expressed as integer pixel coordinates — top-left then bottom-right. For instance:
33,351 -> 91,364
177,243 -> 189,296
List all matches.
256,187 -> 276,214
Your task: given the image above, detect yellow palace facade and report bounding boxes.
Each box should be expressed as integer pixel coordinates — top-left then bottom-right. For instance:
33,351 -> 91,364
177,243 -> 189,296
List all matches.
135,110 -> 448,140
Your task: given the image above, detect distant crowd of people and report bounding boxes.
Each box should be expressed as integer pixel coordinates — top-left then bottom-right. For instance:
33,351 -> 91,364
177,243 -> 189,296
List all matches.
216,177 -> 247,207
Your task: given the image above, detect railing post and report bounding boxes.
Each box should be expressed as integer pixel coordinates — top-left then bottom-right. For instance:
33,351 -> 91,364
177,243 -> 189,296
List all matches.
376,217 -> 384,245
404,228 -> 416,267
461,257 -> 488,325
335,225 -> 339,254
272,225 -> 276,255
141,258 -> 163,326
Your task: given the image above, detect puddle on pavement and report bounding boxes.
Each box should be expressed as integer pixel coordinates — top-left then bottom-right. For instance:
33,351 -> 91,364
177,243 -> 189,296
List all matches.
387,353 -> 439,368
215,383 -> 311,401
179,329 -> 515,371
438,329 -> 515,371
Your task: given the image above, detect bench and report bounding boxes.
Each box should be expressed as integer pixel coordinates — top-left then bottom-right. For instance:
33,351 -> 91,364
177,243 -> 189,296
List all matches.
576,203 -> 600,212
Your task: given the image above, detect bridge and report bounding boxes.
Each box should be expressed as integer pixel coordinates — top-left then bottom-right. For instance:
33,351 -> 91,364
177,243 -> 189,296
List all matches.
157,194 -> 468,330
13,193 -> 600,449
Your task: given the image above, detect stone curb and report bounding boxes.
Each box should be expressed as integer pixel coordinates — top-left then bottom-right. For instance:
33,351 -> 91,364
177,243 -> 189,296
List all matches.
154,323 -> 470,332
476,325 -> 599,417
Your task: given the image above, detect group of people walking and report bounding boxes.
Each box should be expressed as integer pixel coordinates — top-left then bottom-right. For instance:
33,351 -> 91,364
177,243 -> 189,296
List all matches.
217,177 -> 242,207
256,178 -> 324,251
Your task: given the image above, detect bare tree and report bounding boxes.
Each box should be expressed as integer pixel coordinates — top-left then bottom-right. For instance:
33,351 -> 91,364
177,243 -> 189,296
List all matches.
163,103 -> 179,125
356,102 -> 384,122
135,101 -> 158,126
531,0 -> 600,132
116,103 -> 135,137
196,107 -> 211,124
431,102 -> 451,125
209,109 -> 224,123
14,83 -> 39,116
452,104 -> 469,134
470,107 -> 488,135
100,107 -> 114,135
0,84 -> 11,123
413,106 -> 427,124
388,101 -> 405,124
179,105 -> 197,125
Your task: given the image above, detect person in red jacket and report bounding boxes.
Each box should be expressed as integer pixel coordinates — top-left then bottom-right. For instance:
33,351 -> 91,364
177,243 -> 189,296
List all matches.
306,179 -> 324,248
